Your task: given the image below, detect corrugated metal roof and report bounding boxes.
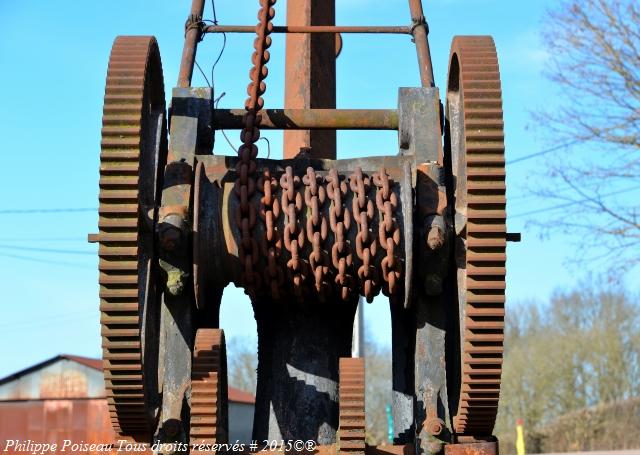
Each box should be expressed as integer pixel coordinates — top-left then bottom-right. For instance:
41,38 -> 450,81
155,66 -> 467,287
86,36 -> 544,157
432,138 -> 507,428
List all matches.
229,387 -> 255,404
61,354 -> 103,371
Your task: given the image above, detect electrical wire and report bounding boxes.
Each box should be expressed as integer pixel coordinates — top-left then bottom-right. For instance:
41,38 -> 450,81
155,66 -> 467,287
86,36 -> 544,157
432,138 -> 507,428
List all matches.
506,140 -> 581,165
0,207 -> 96,215
1,313 -> 96,333
0,237 -> 85,242
0,251 -> 91,269
510,184 -> 640,219
202,0 -> 235,155
195,60 -> 212,87
0,244 -> 94,255
214,92 -> 239,153
0,310 -> 96,328
259,136 -> 271,159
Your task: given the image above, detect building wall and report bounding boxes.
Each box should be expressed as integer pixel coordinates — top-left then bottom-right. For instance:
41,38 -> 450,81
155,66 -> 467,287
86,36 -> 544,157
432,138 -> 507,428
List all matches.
229,402 -> 255,443
0,399 -> 114,453
1,400 -> 256,452
0,359 -> 105,400
0,358 -> 255,453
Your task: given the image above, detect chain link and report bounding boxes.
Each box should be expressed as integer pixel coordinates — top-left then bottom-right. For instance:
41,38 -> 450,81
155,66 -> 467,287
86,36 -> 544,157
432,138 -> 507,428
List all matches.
349,167 -> 379,302
237,0 -> 276,297
237,0 -> 403,303
258,168 -> 283,299
303,167 -> 330,301
326,169 -> 353,301
281,166 -> 306,300
373,167 -> 401,296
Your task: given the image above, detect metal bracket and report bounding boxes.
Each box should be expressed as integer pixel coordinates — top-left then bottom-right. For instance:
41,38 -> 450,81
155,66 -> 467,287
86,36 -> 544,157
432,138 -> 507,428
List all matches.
170,87 -> 213,159
155,87 -> 213,447
398,87 -> 442,163
445,440 -> 499,455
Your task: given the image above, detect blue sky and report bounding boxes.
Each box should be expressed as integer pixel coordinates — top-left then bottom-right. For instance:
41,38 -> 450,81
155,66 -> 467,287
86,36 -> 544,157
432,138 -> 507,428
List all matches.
1,0 -> 637,378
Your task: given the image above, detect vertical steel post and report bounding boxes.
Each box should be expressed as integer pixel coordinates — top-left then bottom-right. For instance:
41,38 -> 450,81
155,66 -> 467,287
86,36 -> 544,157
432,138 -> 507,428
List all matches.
177,0 -> 206,88
283,0 -> 337,159
408,0 -> 435,88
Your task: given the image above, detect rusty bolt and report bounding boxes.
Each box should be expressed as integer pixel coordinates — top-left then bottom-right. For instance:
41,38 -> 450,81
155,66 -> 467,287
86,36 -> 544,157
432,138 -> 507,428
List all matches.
158,213 -> 187,251
159,224 -> 182,251
424,417 -> 445,436
427,225 -> 445,250
424,273 -> 443,296
163,419 -> 181,437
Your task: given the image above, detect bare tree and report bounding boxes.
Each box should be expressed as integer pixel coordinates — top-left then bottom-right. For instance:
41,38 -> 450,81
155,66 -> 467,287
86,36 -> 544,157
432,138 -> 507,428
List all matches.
364,340 -> 392,444
227,336 -> 258,394
532,0 -> 640,271
495,281 -> 640,452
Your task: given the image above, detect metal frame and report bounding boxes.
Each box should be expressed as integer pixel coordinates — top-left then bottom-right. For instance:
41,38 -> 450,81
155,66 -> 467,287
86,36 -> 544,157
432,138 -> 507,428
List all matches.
95,0 -> 512,452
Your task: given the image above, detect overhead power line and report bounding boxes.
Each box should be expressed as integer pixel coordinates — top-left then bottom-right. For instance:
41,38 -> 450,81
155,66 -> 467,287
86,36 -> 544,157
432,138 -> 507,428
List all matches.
0,310 -> 96,328
0,237 -> 85,242
0,244 -> 94,255
0,251 -> 92,269
510,184 -> 640,219
506,140 -> 580,166
0,312 -> 96,333
0,207 -> 96,215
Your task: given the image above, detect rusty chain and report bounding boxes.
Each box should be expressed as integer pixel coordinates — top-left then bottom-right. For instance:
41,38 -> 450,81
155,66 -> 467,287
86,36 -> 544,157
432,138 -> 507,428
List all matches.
258,168 -> 283,299
350,167 -> 379,302
236,0 -> 276,297
326,169 -> 353,301
303,167 -> 330,301
281,166 -> 307,301
238,0 -> 402,303
373,167 -> 401,296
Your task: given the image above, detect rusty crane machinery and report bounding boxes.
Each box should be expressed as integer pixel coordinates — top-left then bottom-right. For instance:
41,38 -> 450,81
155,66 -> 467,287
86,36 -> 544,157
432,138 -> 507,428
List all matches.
92,0 -> 515,453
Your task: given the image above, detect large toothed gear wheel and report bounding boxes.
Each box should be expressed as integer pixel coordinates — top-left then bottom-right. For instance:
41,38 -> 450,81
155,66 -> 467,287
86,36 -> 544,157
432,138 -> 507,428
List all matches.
98,36 -> 167,440
190,329 -> 229,453
445,36 -> 506,436
338,358 -> 366,455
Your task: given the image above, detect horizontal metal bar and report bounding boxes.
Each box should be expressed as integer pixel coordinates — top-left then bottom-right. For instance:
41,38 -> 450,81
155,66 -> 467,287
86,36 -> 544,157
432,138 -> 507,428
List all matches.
213,109 -> 399,130
204,25 -> 412,34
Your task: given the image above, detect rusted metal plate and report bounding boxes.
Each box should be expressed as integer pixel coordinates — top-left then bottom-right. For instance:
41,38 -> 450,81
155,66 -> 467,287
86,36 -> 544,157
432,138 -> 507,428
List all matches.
215,443 -> 414,455
367,445 -> 416,455
444,441 -> 498,455
398,88 -> 442,163
198,155 -> 414,182
0,399 -> 116,452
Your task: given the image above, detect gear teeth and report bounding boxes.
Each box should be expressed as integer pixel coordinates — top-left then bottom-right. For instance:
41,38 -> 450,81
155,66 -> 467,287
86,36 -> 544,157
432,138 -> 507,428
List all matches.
98,35 -> 165,440
449,36 -> 506,436
190,329 -> 229,454
338,358 -> 366,455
